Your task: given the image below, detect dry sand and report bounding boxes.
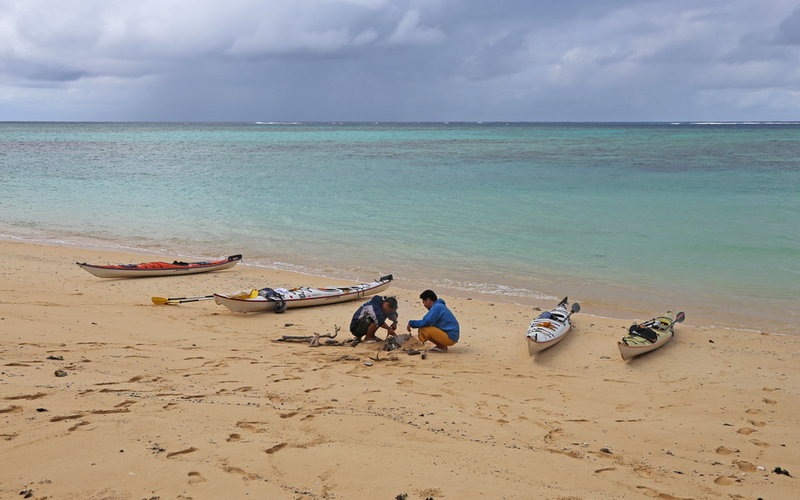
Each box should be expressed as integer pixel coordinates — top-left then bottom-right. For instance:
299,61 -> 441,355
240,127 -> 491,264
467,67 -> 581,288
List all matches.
0,239 -> 798,499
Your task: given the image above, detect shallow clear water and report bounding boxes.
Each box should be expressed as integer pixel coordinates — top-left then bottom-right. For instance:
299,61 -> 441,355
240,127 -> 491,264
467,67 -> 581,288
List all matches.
1,122 -> 798,333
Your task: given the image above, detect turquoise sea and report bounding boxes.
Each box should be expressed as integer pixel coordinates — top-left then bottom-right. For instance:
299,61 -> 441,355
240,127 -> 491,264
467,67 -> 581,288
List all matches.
1,122 -> 798,333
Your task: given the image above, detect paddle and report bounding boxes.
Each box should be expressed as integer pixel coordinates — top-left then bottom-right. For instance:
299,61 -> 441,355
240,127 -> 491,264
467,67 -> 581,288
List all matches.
151,295 -> 214,305
666,311 -> 686,329
566,302 -> 581,320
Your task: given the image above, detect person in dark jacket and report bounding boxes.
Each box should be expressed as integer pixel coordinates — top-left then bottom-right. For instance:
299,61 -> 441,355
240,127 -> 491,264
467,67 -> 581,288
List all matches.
349,295 -> 398,343
406,290 -> 460,352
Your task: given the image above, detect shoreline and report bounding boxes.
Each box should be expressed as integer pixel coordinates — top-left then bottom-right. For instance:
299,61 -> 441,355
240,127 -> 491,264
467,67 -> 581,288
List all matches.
1,238 -> 798,499
0,231 -> 793,336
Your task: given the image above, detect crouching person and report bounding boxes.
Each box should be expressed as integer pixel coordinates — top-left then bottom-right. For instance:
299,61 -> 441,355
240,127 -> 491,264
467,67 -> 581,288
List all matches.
349,295 -> 398,343
406,290 -> 459,352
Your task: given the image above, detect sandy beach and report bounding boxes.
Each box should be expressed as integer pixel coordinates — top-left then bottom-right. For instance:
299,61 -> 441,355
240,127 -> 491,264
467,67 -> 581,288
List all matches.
1,239 -> 797,499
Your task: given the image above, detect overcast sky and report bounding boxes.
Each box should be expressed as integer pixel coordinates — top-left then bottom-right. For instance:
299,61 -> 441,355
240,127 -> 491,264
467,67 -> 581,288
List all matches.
1,0 -> 799,121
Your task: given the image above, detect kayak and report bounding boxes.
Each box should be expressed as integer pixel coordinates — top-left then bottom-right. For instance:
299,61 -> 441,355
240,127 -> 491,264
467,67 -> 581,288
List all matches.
526,297 -> 581,355
213,274 -> 394,313
77,254 -> 242,278
618,311 -> 684,360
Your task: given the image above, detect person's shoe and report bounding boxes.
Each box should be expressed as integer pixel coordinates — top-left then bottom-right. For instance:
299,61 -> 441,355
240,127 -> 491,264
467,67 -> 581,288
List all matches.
428,347 -> 448,353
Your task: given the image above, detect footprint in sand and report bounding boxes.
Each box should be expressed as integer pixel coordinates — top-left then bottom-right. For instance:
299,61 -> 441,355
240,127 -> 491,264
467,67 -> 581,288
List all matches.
265,443 -> 288,454
5,392 -> 49,400
50,414 -> 85,422
544,428 -> 563,443
545,448 -> 583,459
226,433 -> 242,442
187,471 -> 206,484
714,475 -> 737,485
733,460 -> 756,472
0,405 -> 23,414
745,408 -> 762,415
236,421 -> 268,433
114,400 -> 137,408
749,439 -> 770,447
68,421 -> 90,432
166,447 -> 198,458
747,419 -> 766,427
223,466 -> 259,480
635,485 -> 684,498
737,427 -> 756,435
762,398 -> 777,405
279,412 -> 298,419
715,446 -> 739,455
90,408 -> 131,415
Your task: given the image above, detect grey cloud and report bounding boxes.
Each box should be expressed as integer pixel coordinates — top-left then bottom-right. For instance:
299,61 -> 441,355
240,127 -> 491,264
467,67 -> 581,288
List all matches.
1,0 -> 799,121
776,7 -> 800,44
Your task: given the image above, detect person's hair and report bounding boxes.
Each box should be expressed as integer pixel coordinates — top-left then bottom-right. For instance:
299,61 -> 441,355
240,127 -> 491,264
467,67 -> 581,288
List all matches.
419,290 -> 437,302
383,296 -> 398,309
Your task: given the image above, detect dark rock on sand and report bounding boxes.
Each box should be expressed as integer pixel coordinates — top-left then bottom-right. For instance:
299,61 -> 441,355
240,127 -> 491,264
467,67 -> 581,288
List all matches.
773,467 -> 792,477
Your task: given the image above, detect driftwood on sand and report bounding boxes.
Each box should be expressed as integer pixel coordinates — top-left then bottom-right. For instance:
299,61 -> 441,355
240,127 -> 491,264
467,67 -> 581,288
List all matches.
274,325 -> 342,347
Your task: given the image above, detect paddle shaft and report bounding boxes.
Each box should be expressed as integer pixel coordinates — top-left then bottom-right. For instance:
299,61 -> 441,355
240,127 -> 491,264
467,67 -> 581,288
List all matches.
152,294 -> 214,305
167,294 -> 214,301
168,297 -> 215,304
665,311 -> 686,329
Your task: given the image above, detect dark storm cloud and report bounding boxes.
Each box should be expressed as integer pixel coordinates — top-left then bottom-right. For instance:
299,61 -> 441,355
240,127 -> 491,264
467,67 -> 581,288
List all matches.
1,0 -> 799,121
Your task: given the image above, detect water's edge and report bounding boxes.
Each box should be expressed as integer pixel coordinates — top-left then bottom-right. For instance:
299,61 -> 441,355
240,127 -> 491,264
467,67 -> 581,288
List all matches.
2,231 -> 792,337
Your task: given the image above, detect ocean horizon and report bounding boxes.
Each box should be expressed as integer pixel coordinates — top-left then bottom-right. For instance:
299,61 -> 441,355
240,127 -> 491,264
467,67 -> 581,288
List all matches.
1,121 -> 798,334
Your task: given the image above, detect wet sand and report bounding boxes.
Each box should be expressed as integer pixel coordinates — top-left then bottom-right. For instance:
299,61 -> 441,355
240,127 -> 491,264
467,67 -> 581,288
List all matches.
0,240 -> 797,499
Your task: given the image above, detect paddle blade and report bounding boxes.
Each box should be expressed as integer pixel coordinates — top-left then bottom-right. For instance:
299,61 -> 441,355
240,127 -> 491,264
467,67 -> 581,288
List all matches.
151,296 -> 169,305
558,296 -> 569,307
571,302 -> 581,314
674,311 -> 685,323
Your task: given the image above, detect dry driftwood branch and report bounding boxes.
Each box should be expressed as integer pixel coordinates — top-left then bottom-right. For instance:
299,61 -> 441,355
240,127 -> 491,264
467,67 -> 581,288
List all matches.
274,325 -> 340,345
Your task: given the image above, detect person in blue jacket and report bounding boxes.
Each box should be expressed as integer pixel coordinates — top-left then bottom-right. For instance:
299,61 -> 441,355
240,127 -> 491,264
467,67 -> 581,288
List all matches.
406,290 -> 460,352
349,295 -> 398,343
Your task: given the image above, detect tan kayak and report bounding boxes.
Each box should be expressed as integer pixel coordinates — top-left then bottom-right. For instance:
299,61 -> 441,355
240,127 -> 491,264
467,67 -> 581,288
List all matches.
618,311 -> 685,360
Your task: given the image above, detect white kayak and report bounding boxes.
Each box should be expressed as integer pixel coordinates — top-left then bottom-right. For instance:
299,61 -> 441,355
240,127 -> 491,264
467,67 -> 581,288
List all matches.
77,254 -> 242,278
213,275 -> 393,313
526,297 -> 580,355
618,311 -> 685,360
